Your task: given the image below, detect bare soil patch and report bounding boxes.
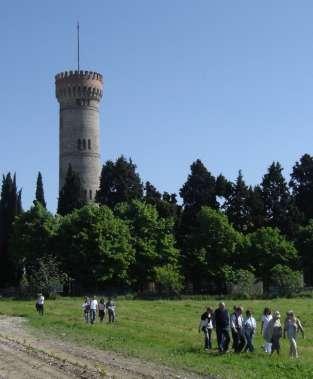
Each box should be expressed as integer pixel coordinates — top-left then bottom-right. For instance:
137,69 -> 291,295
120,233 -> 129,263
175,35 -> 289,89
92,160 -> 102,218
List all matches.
0,316 -> 208,379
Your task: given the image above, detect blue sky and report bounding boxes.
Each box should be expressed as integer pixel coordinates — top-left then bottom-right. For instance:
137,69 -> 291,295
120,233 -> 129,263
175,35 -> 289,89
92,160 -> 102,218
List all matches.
1,1 -> 313,211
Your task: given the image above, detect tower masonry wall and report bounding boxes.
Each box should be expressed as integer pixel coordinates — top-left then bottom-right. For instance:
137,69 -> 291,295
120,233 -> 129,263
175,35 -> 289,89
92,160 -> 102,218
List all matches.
55,70 -> 103,201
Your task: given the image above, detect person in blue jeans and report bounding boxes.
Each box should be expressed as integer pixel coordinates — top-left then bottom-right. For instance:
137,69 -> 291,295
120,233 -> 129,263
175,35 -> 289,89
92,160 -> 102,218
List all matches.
214,302 -> 230,353
243,309 -> 256,352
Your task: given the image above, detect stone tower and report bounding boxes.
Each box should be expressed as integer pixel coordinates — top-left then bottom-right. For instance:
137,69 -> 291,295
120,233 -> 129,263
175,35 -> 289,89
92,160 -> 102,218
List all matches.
55,70 -> 103,201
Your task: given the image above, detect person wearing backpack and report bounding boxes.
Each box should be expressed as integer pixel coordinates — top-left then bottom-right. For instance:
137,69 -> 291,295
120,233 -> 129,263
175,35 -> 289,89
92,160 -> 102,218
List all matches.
198,307 -> 214,350
106,298 -> 116,323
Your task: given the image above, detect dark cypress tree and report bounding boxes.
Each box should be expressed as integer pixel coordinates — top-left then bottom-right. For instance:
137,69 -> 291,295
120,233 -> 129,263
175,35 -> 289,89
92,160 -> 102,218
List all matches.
245,185 -> 265,232
95,156 -> 143,209
0,173 -> 23,286
35,172 -> 46,208
290,154 -> 313,222
57,165 -> 85,216
261,162 -> 298,236
224,170 -> 250,232
179,159 -> 218,211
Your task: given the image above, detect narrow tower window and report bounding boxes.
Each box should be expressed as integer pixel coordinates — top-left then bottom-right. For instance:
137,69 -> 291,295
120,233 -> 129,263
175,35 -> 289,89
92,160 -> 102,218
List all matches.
83,139 -> 86,150
89,190 -> 92,200
88,139 -> 91,150
78,139 -> 82,150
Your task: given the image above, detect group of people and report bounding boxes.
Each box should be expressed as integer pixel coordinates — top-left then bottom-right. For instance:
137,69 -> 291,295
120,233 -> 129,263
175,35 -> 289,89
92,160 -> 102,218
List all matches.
199,303 -> 304,358
82,296 -> 116,324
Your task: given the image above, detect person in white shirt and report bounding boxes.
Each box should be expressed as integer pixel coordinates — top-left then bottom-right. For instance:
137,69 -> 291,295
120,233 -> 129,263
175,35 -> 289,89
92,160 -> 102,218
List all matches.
243,309 -> 256,352
198,307 -> 214,350
230,306 -> 245,352
90,296 -> 98,324
36,293 -> 45,315
261,307 -> 273,353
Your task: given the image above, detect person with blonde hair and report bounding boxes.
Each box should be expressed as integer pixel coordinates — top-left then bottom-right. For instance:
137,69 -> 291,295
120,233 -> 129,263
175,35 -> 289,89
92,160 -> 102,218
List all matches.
283,310 -> 304,358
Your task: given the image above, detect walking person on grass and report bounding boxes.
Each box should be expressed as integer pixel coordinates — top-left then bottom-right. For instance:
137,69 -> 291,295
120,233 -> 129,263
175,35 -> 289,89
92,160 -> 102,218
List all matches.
230,306 -> 245,353
214,302 -> 230,353
98,298 -> 106,322
198,307 -> 214,350
36,293 -> 45,315
106,298 -> 116,323
90,296 -> 98,324
283,310 -> 304,358
243,309 -> 256,352
267,311 -> 282,355
82,297 -> 91,323
261,307 -> 273,353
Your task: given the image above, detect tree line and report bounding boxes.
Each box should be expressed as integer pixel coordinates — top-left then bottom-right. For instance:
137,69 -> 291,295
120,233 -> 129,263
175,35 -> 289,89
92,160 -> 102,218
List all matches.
1,154 -> 313,295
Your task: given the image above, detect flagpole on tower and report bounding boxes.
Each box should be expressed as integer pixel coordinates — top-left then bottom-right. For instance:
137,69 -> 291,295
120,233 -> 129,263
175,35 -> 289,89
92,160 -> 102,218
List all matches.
77,21 -> 80,72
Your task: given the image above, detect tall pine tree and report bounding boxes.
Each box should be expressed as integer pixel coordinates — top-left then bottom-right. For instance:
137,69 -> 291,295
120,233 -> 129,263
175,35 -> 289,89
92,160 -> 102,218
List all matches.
224,170 -> 250,232
57,165 -> 85,216
290,154 -> 313,222
35,172 -> 46,208
261,162 -> 297,236
0,173 -> 22,286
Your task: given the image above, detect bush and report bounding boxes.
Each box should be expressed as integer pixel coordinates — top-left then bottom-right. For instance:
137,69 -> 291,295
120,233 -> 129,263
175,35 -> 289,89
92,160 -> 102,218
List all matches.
269,264 -> 303,297
221,266 -> 260,298
154,265 -> 183,296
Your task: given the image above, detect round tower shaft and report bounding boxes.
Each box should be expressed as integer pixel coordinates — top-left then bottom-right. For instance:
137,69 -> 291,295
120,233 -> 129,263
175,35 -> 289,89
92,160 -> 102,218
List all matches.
55,70 -> 103,201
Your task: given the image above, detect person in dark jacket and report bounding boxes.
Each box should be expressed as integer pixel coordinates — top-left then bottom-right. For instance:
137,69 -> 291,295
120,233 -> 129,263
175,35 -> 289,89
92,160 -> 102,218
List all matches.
214,302 -> 230,353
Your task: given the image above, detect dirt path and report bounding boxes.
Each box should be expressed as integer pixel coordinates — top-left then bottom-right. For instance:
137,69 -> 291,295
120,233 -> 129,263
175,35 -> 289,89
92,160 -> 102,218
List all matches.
0,316 -> 211,379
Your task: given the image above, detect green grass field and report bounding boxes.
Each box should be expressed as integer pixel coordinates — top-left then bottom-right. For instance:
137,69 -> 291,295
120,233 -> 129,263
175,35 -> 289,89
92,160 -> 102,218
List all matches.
0,297 -> 312,378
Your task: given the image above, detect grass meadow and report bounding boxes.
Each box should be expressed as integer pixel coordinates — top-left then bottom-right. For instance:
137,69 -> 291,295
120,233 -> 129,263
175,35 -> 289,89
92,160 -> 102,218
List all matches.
0,297 -> 312,378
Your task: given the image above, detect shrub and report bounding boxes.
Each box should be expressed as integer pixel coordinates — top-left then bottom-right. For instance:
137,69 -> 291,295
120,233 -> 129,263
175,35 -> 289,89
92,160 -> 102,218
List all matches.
154,264 -> 183,295
269,264 -> 303,297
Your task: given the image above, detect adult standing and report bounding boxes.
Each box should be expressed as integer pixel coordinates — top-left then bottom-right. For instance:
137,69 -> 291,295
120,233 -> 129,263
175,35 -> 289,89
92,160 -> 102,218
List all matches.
82,297 -> 91,323
261,307 -> 273,353
214,302 -> 230,353
243,309 -> 256,352
98,298 -> 106,322
267,311 -> 282,355
106,298 -> 116,323
36,293 -> 45,315
198,307 -> 214,350
90,296 -> 98,324
230,306 -> 245,353
283,310 -> 304,358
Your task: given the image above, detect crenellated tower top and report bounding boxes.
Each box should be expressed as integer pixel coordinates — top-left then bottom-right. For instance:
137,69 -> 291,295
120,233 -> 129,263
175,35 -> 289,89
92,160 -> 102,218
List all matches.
55,70 -> 103,102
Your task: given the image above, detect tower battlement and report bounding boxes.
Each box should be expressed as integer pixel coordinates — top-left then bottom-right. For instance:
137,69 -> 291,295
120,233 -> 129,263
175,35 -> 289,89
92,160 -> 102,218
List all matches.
55,70 -> 103,101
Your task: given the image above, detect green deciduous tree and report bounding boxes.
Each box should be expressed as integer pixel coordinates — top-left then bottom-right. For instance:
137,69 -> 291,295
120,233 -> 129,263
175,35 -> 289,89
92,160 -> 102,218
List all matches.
186,207 -> 244,292
245,227 -> 298,290
35,172 -> 46,208
96,156 -> 143,208
57,165 -> 85,216
115,200 -> 180,291
269,264 -> 303,297
295,220 -> 313,286
56,204 -> 134,289
10,201 -> 58,276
